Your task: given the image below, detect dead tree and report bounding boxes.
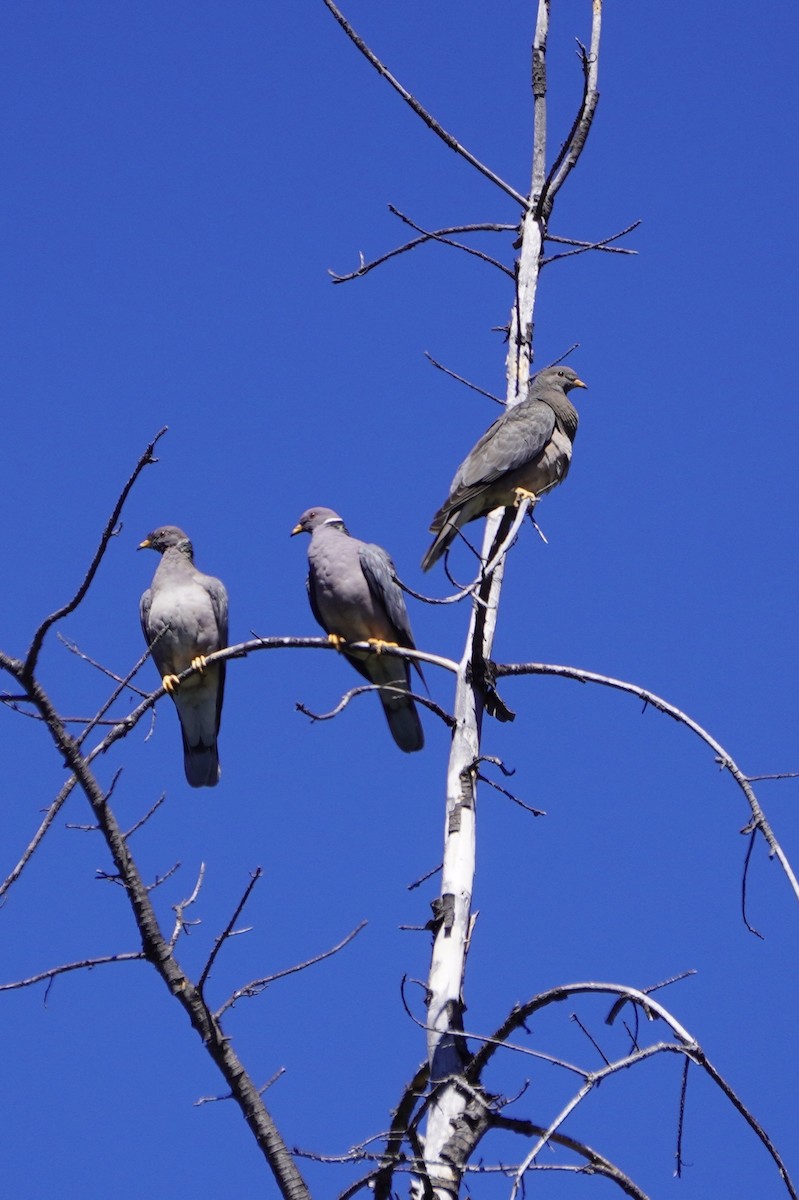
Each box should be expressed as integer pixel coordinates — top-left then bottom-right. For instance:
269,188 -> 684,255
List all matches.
1,4 -> 798,1200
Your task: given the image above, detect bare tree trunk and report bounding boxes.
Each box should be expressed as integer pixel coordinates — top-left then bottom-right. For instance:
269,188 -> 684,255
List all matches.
419,4 -> 584,1194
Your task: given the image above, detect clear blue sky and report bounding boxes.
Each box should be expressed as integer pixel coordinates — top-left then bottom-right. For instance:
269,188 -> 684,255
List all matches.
2,3 -> 798,1197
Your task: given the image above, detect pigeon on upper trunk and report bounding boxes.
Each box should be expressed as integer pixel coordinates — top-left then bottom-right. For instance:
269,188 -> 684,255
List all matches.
422,365 -> 587,571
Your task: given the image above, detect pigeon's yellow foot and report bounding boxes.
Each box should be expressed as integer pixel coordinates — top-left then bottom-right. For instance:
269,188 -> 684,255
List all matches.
327,633 -> 347,652
191,655 -> 208,673
513,487 -> 538,506
367,638 -> 399,654
162,674 -> 181,694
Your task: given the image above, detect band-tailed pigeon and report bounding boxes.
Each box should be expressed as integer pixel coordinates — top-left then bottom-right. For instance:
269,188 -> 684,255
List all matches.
292,508 -> 424,753
421,365 -> 587,571
139,526 -> 228,787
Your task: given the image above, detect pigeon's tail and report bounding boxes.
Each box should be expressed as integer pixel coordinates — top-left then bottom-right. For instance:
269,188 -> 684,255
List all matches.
421,516 -> 459,573
380,689 -> 424,753
182,738 -> 221,787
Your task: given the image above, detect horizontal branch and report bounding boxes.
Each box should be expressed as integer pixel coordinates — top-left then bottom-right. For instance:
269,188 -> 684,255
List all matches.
0,951 -> 145,993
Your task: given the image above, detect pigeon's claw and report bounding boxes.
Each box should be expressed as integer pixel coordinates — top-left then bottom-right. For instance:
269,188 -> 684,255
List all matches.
367,638 -> 399,654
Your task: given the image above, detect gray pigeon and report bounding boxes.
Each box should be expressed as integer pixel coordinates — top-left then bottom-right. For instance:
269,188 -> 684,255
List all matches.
292,508 -> 424,753
139,526 -> 228,787
421,365 -> 587,571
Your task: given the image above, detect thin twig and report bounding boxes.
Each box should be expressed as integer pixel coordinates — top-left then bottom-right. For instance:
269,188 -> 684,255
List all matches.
542,219 -> 640,265
331,219 -> 516,285
23,428 -> 167,681
57,634 -> 151,699
169,863 -> 206,949
320,0 -> 530,209
675,1056 -> 690,1178
545,219 -> 640,251
215,920 -> 368,1019
123,793 -> 167,841
199,868 -> 263,996
383,206 -> 514,277
493,660 -> 799,907
297,684 -> 455,730
424,352 -> 504,405
0,952 -> 144,993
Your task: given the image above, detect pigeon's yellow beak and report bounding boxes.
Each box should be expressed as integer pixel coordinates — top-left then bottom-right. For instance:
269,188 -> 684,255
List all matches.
138,537 -> 153,550
571,376 -> 588,390
290,523 -> 303,537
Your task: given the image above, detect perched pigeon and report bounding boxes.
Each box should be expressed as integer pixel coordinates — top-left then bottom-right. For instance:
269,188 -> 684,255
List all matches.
139,526 -> 228,787
421,365 -> 587,571
292,508 -> 424,753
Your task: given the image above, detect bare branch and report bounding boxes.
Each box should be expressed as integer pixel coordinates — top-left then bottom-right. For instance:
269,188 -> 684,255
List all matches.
320,0 -> 530,209
331,216 -> 516,284
493,1115 -> 651,1200
538,10 -> 602,220
605,969 -> 697,1026
199,868 -> 263,996
545,219 -> 641,251
542,219 -> 640,265
688,1046 -> 798,1200
0,952 -> 145,994
675,1056 -> 690,1178
9,671 -> 311,1199
742,829 -> 765,939
76,638 -> 163,747
0,634 -> 458,905
493,660 -> 799,907
57,634 -> 150,699
145,861 -> 181,893
423,352 -> 504,405
22,428 -> 168,681
216,920 -> 368,1020
383,206 -> 514,277
123,793 -> 167,841
297,684 -> 455,730
169,862 -> 206,949
0,772 -> 77,902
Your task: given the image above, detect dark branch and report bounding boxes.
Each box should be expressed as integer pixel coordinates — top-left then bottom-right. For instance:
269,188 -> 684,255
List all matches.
330,215 -> 516,284
320,0 -> 530,208
492,659 -> 799,908
0,952 -> 145,993
216,920 -> 368,1020
199,868 -> 263,996
423,352 -> 504,405
22,428 -> 167,682
542,219 -> 640,266
297,683 -> 455,730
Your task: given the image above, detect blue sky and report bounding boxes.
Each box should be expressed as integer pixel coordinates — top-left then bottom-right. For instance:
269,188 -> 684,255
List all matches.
2,3 -> 798,1197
